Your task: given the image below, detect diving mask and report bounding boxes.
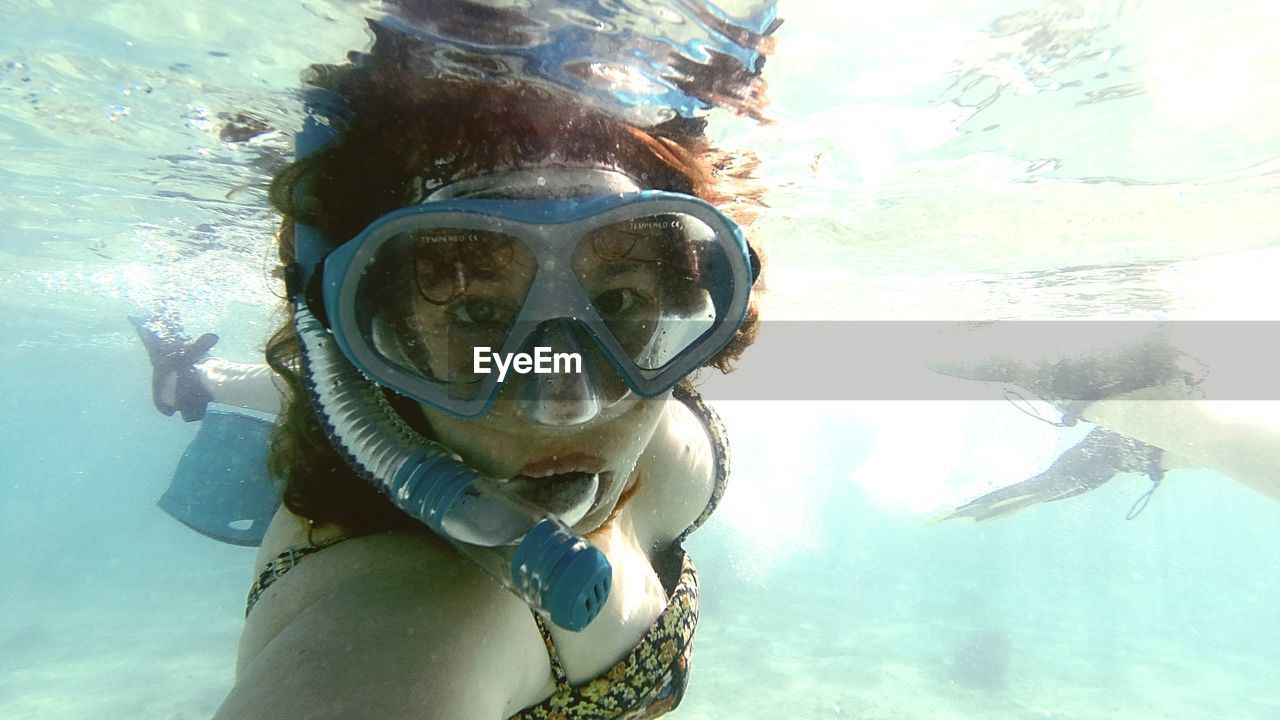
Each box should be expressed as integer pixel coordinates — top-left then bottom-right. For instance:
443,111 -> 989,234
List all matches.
292,172 -> 755,418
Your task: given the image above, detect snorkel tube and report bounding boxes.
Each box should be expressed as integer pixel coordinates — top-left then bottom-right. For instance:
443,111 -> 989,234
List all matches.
285,93 -> 611,632
292,306 -> 611,630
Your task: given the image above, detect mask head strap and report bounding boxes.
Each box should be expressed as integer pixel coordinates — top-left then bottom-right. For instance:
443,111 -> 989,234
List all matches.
287,89 -> 353,309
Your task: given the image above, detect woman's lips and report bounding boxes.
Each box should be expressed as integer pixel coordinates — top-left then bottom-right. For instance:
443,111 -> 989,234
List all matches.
502,471 -> 606,525
496,451 -> 611,526
515,450 -> 604,478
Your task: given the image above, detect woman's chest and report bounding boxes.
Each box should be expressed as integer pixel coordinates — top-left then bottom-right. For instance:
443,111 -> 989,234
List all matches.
541,515 -> 670,684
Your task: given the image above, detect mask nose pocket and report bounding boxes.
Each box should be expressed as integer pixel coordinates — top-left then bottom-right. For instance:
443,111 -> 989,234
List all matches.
508,319 -> 630,426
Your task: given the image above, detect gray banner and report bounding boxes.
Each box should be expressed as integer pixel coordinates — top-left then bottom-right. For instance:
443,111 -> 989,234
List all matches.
692,321 -> 1280,401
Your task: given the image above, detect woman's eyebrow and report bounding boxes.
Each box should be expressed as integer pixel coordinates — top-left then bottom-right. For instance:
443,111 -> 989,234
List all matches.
588,261 -> 663,282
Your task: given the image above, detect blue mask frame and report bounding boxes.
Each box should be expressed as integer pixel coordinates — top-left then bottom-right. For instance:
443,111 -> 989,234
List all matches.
293,192 -> 753,417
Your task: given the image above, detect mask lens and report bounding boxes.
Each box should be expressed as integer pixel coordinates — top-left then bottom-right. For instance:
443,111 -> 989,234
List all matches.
352,227 -> 537,401
572,212 -> 732,371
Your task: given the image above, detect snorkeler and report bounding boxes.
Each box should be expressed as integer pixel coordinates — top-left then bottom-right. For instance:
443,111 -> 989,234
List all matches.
176,20 -> 775,712
931,324 -> 1280,518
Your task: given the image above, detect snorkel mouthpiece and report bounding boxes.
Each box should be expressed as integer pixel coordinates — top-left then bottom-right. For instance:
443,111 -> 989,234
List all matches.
293,302 -> 612,630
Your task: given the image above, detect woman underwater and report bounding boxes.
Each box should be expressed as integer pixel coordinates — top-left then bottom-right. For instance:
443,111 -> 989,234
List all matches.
192,44 -> 769,718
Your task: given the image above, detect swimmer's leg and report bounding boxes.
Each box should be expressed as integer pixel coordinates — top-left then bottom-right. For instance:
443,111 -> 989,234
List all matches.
927,323 -> 1205,423
1083,396 -> 1280,504
130,315 -> 284,418
933,428 -> 1162,522
198,358 -> 285,416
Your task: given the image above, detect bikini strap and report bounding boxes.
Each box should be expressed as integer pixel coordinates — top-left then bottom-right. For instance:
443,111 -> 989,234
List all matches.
531,613 -> 571,687
245,545 -> 324,617
672,382 -> 730,543
244,534 -> 352,617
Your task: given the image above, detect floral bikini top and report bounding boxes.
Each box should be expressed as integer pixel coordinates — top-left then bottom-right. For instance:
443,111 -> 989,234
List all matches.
246,385 -> 729,720
513,548 -> 699,720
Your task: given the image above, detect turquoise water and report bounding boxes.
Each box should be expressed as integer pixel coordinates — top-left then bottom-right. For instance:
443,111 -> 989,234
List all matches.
3,0 -> 1278,718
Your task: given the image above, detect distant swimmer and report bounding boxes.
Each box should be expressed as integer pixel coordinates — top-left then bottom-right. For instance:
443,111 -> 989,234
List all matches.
930,323 -> 1280,517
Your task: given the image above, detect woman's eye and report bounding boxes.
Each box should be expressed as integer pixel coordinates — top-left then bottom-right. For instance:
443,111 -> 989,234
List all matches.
594,288 -> 643,315
449,298 -> 500,326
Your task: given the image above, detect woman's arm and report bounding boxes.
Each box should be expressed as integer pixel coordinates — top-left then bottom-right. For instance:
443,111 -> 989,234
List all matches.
218,532 -> 549,720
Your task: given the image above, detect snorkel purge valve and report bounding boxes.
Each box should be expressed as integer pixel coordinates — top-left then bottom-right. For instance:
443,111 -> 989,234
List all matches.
288,92 -> 611,631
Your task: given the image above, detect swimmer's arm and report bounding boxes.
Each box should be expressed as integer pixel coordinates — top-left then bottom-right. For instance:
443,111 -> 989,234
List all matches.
215,542 -> 545,719
196,358 -> 285,416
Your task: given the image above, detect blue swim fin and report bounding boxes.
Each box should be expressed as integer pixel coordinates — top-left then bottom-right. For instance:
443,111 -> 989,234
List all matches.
157,405 -> 282,546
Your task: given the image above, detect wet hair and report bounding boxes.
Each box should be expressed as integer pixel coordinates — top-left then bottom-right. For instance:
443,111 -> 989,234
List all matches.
264,72 -> 767,535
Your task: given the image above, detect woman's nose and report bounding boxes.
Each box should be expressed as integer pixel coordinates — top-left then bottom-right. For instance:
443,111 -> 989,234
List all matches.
507,320 -> 611,426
